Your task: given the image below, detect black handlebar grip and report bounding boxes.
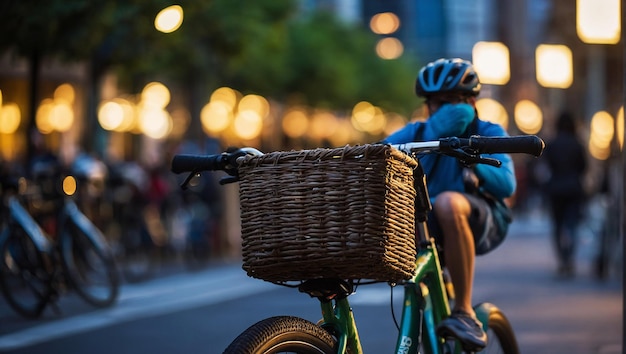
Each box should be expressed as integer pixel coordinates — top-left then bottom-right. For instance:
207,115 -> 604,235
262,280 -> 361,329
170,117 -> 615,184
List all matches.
468,135 -> 545,157
171,154 -> 224,174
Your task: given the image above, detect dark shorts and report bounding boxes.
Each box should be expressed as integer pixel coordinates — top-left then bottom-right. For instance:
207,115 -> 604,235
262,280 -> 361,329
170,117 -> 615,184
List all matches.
427,193 -> 504,257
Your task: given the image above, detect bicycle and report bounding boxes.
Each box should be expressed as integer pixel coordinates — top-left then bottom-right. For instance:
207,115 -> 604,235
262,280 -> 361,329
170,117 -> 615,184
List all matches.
0,169 -> 120,319
171,134 -> 544,353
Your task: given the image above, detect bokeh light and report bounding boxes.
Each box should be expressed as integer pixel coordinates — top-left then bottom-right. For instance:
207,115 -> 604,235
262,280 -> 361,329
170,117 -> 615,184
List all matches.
54,83 -> 75,103
63,176 -> 77,196
282,108 -> 309,138
370,12 -> 400,35
155,5 -> 184,33
239,94 -> 270,119
536,44 -> 573,88
0,102 -> 21,134
310,110 -> 338,139
476,98 -> 509,130
50,101 -> 74,132
472,41 -> 510,85
514,100 -> 543,134
141,82 -> 170,109
138,106 -> 172,139
98,101 -> 125,131
210,87 -> 239,111
589,110 -> 614,160
36,99 -> 55,134
201,101 -> 232,133
233,110 -> 262,140
35,83 -> 76,134
375,38 -> 403,60
576,0 -> 621,44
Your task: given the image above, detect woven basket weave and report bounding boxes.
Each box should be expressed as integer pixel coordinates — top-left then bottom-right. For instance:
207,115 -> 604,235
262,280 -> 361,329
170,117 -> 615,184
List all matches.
238,144 -> 419,283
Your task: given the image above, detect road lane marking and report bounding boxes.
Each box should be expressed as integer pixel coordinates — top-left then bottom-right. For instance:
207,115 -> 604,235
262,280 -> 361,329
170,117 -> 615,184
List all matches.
0,266 -> 274,351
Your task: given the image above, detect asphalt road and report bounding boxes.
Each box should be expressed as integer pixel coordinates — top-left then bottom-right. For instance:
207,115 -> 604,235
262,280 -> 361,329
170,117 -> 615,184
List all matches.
0,212 -> 622,354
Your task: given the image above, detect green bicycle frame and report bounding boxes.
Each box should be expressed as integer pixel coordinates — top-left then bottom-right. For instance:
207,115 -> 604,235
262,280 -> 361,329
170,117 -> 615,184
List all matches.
317,229 -> 452,354
394,237 -> 451,354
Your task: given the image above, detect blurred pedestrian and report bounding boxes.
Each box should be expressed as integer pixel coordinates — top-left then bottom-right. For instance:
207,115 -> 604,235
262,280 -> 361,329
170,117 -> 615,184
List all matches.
543,111 -> 588,278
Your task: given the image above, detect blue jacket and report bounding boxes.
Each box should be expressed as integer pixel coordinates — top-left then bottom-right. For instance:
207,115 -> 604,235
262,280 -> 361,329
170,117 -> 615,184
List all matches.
383,103 -> 516,202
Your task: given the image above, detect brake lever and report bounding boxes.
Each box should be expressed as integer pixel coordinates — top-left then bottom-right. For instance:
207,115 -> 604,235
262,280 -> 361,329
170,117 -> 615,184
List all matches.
180,172 -> 200,190
474,157 -> 501,167
448,148 -> 502,168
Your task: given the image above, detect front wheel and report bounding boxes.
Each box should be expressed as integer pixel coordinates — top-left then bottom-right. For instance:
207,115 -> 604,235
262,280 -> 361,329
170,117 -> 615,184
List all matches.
224,316 -> 337,354
475,303 -> 519,354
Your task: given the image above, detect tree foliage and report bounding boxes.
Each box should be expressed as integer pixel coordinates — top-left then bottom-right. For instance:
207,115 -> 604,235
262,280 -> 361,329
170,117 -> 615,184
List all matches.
0,0 -> 420,115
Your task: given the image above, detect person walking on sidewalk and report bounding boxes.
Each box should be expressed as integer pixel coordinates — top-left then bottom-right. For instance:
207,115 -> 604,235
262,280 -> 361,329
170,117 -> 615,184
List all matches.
383,58 -> 516,350
543,111 -> 588,278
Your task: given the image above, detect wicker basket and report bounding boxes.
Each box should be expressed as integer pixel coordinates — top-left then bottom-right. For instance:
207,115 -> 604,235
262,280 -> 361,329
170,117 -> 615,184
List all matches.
237,144 -> 419,283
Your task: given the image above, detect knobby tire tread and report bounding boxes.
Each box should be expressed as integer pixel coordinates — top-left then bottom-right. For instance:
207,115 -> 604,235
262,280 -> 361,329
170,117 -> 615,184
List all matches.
224,315 -> 337,354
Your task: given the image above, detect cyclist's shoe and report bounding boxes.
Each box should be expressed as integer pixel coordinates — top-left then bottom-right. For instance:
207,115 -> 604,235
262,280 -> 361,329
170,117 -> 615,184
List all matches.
436,310 -> 487,352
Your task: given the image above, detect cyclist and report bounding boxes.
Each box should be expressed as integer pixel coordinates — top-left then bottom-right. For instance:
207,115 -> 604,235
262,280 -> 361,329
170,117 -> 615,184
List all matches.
383,58 -> 516,349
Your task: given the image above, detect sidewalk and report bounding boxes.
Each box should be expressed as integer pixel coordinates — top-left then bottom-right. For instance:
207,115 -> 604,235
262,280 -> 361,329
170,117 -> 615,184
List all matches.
474,210 -> 623,354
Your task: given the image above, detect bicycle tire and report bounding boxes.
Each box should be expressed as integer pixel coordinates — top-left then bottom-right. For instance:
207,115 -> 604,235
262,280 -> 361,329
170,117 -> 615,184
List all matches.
60,222 -> 119,308
223,316 -> 337,354
0,227 -> 51,318
476,303 -> 519,354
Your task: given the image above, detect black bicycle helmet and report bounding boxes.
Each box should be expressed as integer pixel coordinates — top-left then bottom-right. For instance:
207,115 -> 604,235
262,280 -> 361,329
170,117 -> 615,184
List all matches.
415,58 -> 481,97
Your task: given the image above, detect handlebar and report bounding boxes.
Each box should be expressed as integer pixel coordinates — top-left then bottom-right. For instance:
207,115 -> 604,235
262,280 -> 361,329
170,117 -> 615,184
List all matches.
170,154 -> 226,175
452,135 -> 544,157
171,135 -> 545,188
171,147 -> 264,174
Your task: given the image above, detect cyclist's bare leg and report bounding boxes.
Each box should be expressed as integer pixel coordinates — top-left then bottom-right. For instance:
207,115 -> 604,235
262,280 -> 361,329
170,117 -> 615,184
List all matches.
434,191 -> 476,316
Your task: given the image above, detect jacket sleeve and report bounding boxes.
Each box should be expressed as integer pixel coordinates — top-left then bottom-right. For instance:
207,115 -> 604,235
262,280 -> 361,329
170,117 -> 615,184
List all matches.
383,122 -> 422,144
473,123 -> 516,199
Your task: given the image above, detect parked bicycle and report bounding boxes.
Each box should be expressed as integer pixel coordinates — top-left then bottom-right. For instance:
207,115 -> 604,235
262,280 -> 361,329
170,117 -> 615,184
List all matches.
0,167 -> 120,319
171,134 -> 544,353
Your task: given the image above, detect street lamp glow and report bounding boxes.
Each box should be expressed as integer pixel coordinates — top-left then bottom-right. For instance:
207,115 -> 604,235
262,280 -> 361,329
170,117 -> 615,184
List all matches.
577,0 -> 621,44
535,44 -> 573,89
155,5 -> 184,33
472,42 -> 510,85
